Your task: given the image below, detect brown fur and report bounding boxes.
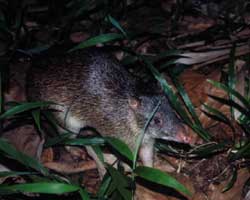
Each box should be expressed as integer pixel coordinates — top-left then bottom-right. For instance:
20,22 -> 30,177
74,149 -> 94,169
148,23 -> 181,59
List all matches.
27,48 -> 187,167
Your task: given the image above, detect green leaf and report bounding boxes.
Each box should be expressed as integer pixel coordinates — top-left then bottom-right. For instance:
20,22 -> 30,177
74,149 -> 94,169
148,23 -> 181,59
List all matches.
230,141 -> 250,160
106,165 -> 133,200
222,167 -> 237,193
228,45 -> 236,119
171,74 -> 202,128
133,99 -> 161,169
0,182 -> 79,195
79,187 -> 90,200
44,132 -> 72,147
159,59 -> 179,69
32,109 -> 42,132
107,15 -> 128,37
155,141 -> 181,155
202,103 -> 231,125
0,171 -> 36,177
0,138 -> 48,175
63,137 -> 105,146
188,142 -> 227,157
97,175 -> 112,198
68,33 -> 124,52
106,180 -> 117,197
105,137 -> 133,162
134,166 -> 191,196
208,94 -> 250,118
0,101 -> 54,119
45,133 -> 105,147
208,80 -> 250,109
92,145 -> 105,163
43,110 -> 62,131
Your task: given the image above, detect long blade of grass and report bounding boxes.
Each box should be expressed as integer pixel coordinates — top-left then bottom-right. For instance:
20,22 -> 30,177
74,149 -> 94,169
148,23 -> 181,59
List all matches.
68,33 -> 124,52
171,74 -> 202,127
208,80 -> 250,109
230,141 -> 250,161
0,182 -> 80,195
0,101 -> 54,119
106,137 -> 133,163
208,94 -> 250,119
44,132 -> 72,147
202,103 -> 231,125
133,99 -> 161,169
92,145 -> 105,164
79,187 -> 90,200
0,138 -> 48,175
0,171 -> 37,177
107,15 -> 128,37
228,45 -> 236,119
42,110 -> 62,131
134,166 -> 191,196
61,137 -> 105,146
32,109 -> 42,132
188,142 -> 227,157
97,175 -> 112,198
159,59 -> 179,69
106,165 -> 133,200
222,166 -> 237,193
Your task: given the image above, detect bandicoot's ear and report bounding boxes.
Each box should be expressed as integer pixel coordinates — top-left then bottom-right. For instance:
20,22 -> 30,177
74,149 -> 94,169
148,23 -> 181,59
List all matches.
128,97 -> 141,110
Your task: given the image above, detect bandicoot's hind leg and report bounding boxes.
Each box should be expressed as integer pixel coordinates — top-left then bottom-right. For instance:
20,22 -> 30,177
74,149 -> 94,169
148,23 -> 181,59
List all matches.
85,146 -> 106,178
63,131 -> 106,177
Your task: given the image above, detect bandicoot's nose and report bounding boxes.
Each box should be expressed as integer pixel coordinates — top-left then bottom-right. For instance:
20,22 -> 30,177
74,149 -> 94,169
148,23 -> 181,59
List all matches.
175,125 -> 192,144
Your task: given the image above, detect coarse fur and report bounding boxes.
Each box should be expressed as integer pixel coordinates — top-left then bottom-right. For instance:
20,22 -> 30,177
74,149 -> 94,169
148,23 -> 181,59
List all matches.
27,48 -> 186,167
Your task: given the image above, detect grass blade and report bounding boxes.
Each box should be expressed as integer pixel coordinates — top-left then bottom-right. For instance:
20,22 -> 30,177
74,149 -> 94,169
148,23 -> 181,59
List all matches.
0,182 -> 80,195
106,165 -> 133,200
171,74 -> 202,127
0,171 -> 37,177
32,109 -> 42,132
0,101 -> 54,119
134,166 -> 191,196
202,103 -> 231,125
106,137 -> 133,163
208,80 -> 250,109
0,138 -> 48,175
79,187 -> 90,200
208,94 -> 250,119
222,166 -> 237,193
62,137 -> 105,146
133,99 -> 161,169
228,45 -> 236,119
68,33 -> 124,52
107,15 -> 128,37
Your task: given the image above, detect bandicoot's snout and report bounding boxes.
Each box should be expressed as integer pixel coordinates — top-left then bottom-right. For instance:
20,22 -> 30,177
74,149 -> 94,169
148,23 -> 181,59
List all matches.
175,125 -> 192,144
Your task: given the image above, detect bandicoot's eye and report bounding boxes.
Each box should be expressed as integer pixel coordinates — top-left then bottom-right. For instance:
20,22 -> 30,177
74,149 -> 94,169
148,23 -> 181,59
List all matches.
153,116 -> 163,126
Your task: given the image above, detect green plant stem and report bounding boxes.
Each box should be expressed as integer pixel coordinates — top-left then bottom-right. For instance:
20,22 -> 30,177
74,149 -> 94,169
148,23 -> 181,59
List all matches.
132,100 -> 162,170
